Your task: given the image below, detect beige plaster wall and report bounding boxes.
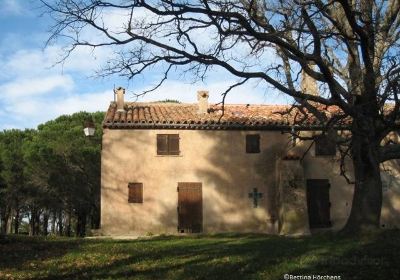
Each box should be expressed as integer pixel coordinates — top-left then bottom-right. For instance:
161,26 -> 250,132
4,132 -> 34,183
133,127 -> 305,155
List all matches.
100,129 -> 400,235
277,159 -> 310,235
299,134 -> 355,231
298,131 -> 400,231
101,129 -> 285,235
380,131 -> 400,228
380,160 -> 400,229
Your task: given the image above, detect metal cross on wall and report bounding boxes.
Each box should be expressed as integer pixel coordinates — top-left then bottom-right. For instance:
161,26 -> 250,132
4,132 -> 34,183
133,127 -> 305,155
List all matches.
248,188 -> 263,208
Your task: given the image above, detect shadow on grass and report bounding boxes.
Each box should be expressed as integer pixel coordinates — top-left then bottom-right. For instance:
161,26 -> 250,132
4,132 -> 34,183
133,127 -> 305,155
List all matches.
0,235 -> 83,271
285,230 -> 400,280
1,231 -> 399,280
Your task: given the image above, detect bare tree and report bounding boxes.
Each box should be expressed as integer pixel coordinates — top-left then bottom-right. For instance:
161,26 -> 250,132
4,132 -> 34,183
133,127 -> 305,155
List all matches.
42,0 -> 400,233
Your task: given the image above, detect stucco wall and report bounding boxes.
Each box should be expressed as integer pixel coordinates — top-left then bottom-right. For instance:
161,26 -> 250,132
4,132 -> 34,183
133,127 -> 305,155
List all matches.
380,160 -> 400,229
300,133 -> 355,231
101,129 -> 284,235
100,129 -> 399,235
277,159 -> 310,235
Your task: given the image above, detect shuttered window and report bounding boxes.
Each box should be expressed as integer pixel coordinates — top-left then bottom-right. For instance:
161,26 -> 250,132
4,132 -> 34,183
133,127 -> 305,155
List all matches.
157,134 -> 180,155
315,135 -> 336,156
246,134 -> 260,153
128,183 -> 143,203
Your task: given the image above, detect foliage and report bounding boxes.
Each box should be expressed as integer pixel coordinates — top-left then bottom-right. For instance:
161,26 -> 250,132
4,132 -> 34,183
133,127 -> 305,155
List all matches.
155,99 -> 181,103
0,112 -> 104,237
0,230 -> 399,279
0,130 -> 33,234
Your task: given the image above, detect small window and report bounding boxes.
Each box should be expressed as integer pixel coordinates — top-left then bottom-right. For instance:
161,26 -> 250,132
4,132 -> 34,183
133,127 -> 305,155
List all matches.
128,183 -> 143,203
315,135 -> 336,156
246,134 -> 260,153
157,134 -> 180,155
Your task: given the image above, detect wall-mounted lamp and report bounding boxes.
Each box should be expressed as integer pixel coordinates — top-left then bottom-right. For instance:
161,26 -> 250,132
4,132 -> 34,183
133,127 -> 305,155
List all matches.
83,118 -> 95,137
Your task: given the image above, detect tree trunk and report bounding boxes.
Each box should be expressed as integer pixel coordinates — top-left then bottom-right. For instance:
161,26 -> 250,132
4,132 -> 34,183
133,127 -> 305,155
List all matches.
6,212 -> 13,234
342,118 -> 383,233
57,211 -> 63,236
42,211 -> 49,236
51,211 -> 56,235
0,220 -> 6,235
0,207 -> 10,235
76,210 -> 87,237
34,211 -> 40,235
14,208 -> 20,234
29,208 -> 36,236
90,205 -> 100,230
66,209 -> 72,237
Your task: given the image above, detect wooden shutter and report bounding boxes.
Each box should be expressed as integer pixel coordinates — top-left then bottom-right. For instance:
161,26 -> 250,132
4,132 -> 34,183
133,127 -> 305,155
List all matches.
157,134 -> 168,155
315,135 -> 336,156
168,134 -> 180,155
128,183 -> 143,203
246,134 -> 260,153
157,134 -> 180,155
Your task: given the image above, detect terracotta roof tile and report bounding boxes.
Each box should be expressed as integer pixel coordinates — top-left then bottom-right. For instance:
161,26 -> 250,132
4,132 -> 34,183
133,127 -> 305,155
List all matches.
103,102 -> 346,130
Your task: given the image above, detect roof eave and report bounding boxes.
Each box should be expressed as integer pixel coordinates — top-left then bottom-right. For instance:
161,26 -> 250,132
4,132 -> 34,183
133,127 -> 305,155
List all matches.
102,122 -> 351,131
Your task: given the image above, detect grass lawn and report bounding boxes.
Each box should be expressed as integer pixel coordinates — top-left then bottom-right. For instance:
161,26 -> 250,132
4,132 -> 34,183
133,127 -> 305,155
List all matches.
0,230 -> 399,280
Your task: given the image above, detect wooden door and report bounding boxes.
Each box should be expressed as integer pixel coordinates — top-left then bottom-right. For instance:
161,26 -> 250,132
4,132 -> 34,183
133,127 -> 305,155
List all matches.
306,179 -> 331,228
177,182 -> 203,233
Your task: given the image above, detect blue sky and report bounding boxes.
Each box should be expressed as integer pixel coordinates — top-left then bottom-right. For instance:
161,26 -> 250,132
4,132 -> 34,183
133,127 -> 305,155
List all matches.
0,0 -> 289,130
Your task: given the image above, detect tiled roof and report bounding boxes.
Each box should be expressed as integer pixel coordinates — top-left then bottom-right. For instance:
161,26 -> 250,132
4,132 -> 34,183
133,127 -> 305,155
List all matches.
103,102 -> 344,130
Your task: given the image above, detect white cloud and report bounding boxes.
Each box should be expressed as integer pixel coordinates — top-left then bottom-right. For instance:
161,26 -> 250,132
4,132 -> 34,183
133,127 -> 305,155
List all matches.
0,75 -> 74,100
0,0 -> 23,16
1,44 -> 112,79
0,31 -> 115,129
51,90 -> 112,115
1,89 -> 112,129
133,79 -> 288,105
59,45 -> 114,74
1,48 -> 56,77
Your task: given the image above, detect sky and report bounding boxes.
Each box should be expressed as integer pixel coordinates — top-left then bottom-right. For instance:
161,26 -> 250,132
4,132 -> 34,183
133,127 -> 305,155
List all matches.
0,0 -> 290,130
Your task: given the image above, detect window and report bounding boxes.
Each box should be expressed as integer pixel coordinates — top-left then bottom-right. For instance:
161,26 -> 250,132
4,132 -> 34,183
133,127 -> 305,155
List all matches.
157,134 -> 180,155
246,134 -> 260,153
315,135 -> 336,156
128,183 -> 143,203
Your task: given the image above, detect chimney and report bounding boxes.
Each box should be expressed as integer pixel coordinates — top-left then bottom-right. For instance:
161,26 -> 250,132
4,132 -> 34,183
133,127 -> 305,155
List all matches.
114,87 -> 125,112
197,90 -> 209,114
301,67 -> 318,96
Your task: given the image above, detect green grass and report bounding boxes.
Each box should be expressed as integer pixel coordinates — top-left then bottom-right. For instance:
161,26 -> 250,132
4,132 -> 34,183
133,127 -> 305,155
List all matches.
0,230 -> 399,280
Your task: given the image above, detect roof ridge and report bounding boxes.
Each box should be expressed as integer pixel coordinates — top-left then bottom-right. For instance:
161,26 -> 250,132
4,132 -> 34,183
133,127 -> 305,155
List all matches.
123,101 -> 292,107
